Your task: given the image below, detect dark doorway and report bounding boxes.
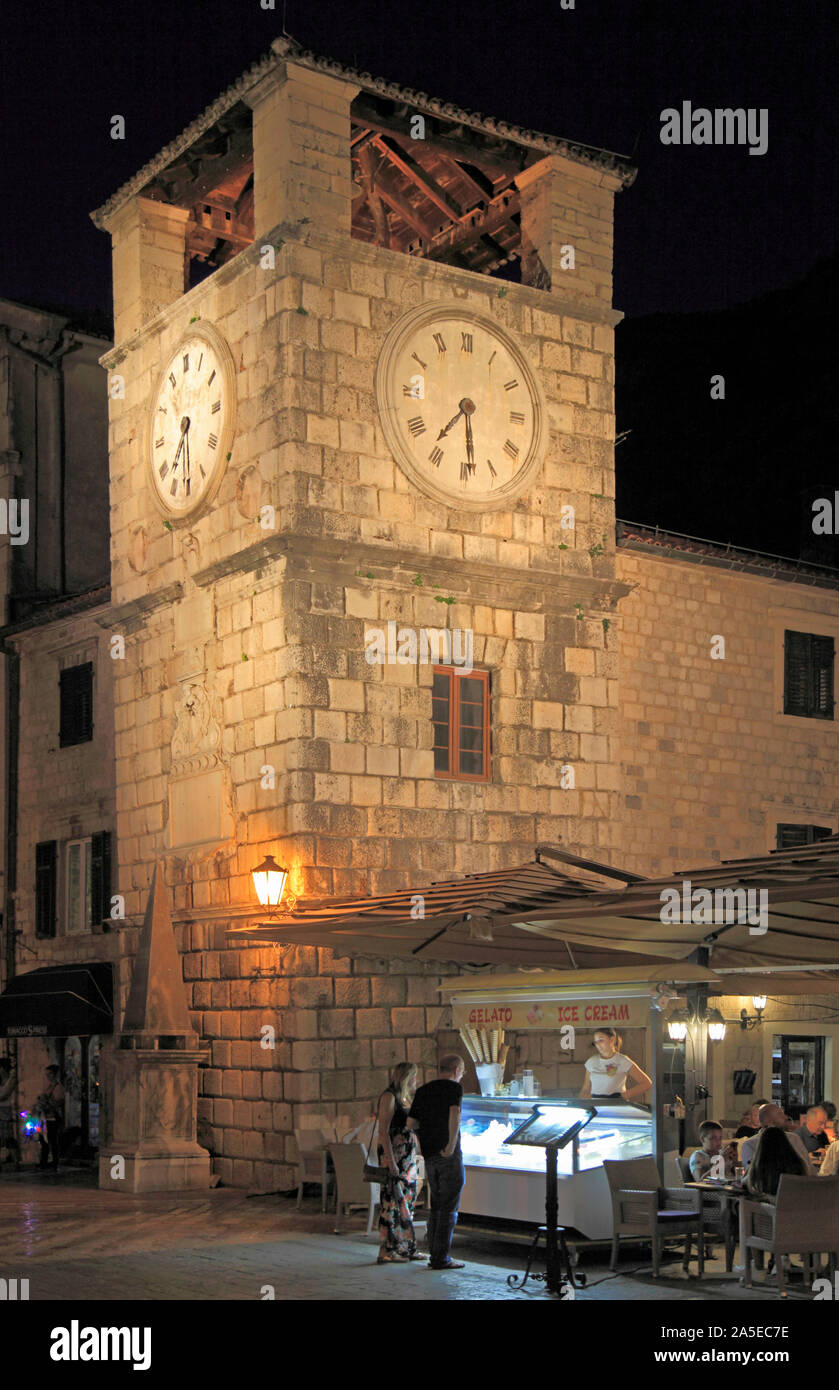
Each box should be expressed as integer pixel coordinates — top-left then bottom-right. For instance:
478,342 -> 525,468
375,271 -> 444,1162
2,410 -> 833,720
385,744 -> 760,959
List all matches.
772,1035 -> 825,1121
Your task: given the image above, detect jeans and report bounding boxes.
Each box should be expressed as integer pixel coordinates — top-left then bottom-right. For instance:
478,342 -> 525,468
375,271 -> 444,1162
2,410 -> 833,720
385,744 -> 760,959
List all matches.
424,1151 -> 465,1266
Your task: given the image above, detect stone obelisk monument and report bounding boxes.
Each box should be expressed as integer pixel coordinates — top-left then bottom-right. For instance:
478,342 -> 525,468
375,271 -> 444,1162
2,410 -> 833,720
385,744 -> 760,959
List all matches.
98,864 -> 211,1191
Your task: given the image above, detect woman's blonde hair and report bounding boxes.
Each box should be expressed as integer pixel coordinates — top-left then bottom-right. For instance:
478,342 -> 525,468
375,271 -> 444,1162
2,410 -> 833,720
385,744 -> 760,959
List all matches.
391,1061 -> 418,1109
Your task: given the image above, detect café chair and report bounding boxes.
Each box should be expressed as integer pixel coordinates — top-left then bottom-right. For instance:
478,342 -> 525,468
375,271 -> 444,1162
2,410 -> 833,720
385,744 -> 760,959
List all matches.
740,1173 -> 839,1295
604,1156 -> 704,1278
294,1127 -> 331,1212
668,1151 -> 738,1270
329,1142 -> 380,1235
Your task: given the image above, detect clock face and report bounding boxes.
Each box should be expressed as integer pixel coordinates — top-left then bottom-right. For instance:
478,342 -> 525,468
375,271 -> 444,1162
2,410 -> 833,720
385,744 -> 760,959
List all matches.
146,323 -> 235,521
375,303 -> 545,509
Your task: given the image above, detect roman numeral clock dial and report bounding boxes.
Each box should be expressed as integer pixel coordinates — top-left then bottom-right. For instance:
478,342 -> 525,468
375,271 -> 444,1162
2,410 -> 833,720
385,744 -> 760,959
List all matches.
375,304 -> 545,511
146,323 -> 236,522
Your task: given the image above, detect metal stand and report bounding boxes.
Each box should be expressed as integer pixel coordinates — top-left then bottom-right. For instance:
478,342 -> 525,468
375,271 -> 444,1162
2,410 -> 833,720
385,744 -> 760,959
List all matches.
507,1144 -> 587,1297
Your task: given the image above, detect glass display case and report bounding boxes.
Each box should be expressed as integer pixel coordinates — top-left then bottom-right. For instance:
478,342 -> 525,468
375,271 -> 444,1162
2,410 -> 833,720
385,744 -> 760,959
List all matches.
459,1095 -> 654,1235
462,1095 -> 652,1173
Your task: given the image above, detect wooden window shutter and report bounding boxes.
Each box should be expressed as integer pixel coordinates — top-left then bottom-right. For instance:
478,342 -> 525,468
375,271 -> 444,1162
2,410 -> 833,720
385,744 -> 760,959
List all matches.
784,631 -> 835,720
813,636 -> 835,718
90,830 -> 112,925
35,841 -> 57,938
777,823 -> 833,850
59,662 -> 94,746
783,631 -> 810,716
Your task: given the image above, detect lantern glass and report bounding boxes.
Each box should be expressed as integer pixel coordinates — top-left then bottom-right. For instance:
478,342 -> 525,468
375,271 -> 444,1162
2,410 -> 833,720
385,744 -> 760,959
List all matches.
707,1008 -> 726,1042
252,854 -> 288,907
668,1016 -> 688,1042
752,995 -> 767,1012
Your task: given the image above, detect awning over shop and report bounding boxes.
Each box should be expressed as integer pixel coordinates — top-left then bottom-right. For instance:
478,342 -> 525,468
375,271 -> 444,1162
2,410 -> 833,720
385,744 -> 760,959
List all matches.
226,838 -> 839,982
0,962 -> 114,1038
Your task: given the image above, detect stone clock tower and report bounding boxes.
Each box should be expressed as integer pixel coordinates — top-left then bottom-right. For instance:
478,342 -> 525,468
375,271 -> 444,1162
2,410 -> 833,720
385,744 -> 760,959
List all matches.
92,38 -> 635,1188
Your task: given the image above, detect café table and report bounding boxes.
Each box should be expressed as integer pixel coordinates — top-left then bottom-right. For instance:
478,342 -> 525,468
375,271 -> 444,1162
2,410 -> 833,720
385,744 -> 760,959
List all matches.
685,1179 -> 747,1274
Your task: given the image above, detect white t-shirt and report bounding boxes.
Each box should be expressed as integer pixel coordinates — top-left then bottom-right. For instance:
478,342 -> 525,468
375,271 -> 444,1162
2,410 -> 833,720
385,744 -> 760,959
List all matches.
585,1053 -> 633,1096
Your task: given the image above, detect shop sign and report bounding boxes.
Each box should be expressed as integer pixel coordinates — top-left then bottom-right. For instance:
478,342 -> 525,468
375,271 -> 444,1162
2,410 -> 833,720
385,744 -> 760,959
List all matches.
452,996 -> 650,1030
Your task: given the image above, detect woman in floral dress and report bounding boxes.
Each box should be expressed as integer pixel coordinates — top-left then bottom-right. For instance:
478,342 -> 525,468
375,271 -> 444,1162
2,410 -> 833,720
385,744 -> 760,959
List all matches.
375,1062 -> 422,1264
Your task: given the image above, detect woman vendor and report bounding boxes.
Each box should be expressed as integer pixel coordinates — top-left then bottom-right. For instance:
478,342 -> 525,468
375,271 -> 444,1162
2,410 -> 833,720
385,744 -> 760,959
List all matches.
578,1027 -> 652,1103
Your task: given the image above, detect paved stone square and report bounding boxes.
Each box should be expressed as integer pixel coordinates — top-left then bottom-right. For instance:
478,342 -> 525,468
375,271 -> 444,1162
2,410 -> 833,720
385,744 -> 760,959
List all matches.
0,1168 -> 814,1302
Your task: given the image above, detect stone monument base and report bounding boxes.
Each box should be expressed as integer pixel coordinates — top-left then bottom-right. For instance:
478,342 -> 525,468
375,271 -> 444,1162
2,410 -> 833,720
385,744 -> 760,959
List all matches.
98,1146 -> 211,1192
98,1046 -> 212,1193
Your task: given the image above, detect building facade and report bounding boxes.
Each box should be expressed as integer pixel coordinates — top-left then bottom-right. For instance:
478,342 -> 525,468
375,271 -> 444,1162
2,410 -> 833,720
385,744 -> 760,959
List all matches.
2,41 -> 838,1186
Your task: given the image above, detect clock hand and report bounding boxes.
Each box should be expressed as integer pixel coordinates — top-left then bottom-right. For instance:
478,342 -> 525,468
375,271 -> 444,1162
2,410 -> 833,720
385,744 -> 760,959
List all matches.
184,428 -> 191,496
465,414 -> 475,473
171,416 -> 190,471
437,407 -> 464,440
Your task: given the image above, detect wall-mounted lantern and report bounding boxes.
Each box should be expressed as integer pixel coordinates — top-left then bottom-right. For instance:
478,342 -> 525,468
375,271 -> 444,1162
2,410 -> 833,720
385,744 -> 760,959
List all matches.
739,995 -> 767,1031
251,854 -> 289,909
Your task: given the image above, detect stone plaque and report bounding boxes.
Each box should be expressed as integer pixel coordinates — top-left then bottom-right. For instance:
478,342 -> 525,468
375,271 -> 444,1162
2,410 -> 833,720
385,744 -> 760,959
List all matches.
168,767 -> 233,850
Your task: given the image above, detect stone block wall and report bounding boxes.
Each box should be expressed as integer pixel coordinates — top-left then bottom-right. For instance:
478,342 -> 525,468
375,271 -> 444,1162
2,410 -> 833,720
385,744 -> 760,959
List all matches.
616,549 -> 839,876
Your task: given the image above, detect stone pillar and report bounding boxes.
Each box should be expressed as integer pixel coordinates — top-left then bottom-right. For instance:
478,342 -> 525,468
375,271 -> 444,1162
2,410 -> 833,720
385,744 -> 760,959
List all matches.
243,60 -> 360,239
516,155 -> 621,305
99,1047 -> 210,1192
105,197 -> 191,346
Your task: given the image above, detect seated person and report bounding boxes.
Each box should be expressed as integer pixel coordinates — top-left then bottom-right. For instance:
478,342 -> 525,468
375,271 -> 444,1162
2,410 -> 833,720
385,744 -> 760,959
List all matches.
793,1105 -> 830,1159
745,1126 -> 809,1200
821,1101 -> 837,1146
740,1103 -> 813,1170
819,1138 -> 839,1176
688,1120 -> 737,1180
734,1100 -> 768,1139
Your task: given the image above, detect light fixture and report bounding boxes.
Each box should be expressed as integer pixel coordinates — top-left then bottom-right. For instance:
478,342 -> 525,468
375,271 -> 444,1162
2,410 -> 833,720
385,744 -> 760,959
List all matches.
739,995 -> 767,1031
251,854 -> 289,908
706,1008 -> 727,1042
667,1009 -> 688,1042
668,1003 -> 727,1041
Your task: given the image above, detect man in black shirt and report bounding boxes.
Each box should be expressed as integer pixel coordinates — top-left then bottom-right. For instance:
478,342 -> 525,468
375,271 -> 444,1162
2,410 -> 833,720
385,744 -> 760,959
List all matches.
408,1054 -> 466,1270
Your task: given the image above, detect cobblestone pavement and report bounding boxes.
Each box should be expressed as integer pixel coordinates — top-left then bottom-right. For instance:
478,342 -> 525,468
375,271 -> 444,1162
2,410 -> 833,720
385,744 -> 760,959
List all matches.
0,1168 -> 806,1301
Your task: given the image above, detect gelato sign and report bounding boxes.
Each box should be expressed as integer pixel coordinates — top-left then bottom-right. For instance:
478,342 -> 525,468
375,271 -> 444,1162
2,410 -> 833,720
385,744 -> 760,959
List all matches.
452,997 -> 649,1031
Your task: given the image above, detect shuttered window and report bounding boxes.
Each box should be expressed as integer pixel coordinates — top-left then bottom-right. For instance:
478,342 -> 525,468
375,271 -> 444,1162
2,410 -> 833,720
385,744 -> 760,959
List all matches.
776,824 -> 834,850
35,841 -> 57,938
784,631 -> 834,719
59,662 -> 94,746
432,667 -> 490,782
90,830 -> 112,925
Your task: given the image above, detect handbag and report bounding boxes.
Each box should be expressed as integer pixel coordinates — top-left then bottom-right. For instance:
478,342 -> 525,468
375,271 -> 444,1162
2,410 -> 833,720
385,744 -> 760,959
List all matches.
362,1100 -> 392,1183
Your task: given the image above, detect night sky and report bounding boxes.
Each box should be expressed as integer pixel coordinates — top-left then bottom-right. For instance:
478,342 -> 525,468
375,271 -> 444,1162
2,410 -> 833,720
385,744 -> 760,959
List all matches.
1,0 -> 836,551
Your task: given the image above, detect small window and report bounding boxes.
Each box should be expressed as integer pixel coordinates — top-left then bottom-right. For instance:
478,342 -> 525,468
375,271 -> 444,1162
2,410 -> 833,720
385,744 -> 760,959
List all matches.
776,824 -> 833,850
783,631 -> 834,720
66,839 -> 92,935
432,667 -> 490,782
64,830 -> 112,933
35,840 -> 57,938
59,662 -> 94,746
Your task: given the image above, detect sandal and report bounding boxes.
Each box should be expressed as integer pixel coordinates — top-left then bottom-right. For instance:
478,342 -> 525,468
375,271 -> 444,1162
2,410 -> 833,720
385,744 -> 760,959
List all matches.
377,1252 -> 410,1264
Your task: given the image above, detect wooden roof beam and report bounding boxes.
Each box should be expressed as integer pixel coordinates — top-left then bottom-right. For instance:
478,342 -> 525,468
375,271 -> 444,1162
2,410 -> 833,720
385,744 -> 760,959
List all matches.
351,97 -> 533,178
356,143 -> 390,249
157,128 -> 253,209
372,134 -> 464,221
